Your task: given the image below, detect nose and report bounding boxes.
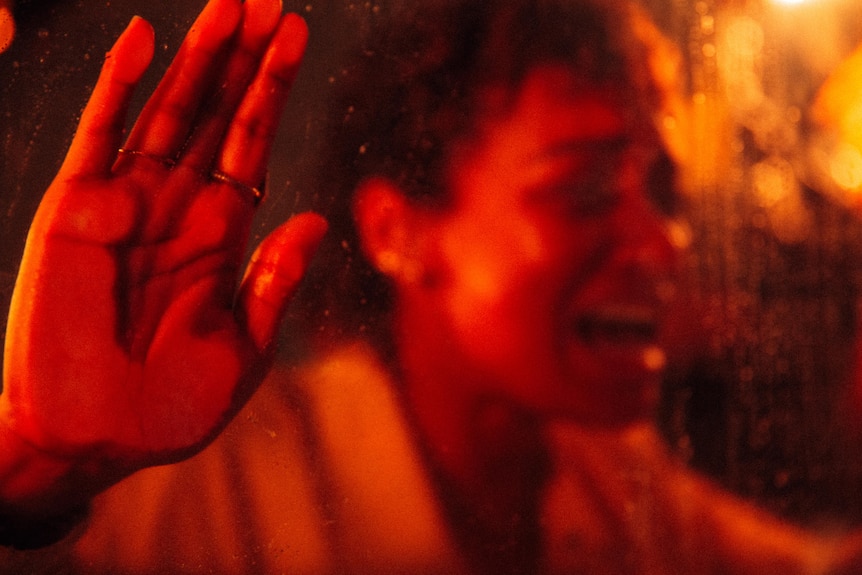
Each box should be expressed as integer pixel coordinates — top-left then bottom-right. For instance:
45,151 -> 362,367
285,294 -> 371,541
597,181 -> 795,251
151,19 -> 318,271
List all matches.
610,194 -> 682,300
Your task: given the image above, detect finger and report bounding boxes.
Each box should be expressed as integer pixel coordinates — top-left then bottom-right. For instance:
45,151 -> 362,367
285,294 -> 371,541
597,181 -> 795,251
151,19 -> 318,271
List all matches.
121,0 -> 243,158
60,16 -> 154,178
179,0 -> 286,170
215,13 -> 308,186
237,212 -> 327,353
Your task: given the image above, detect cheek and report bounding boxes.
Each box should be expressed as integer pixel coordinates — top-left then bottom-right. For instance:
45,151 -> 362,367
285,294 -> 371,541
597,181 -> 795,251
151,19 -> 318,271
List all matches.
436,219 -> 563,360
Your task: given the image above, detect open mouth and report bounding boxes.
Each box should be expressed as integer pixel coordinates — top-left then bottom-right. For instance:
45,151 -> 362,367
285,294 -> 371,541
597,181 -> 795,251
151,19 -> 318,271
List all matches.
575,306 -> 659,345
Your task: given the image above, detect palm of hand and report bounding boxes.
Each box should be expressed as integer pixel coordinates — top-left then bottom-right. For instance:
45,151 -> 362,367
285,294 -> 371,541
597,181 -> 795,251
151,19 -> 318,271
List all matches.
8,168 -> 256,463
1,0 -> 324,472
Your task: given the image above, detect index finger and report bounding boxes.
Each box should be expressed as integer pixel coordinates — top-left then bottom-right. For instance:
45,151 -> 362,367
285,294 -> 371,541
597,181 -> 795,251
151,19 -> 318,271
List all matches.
59,16 -> 155,178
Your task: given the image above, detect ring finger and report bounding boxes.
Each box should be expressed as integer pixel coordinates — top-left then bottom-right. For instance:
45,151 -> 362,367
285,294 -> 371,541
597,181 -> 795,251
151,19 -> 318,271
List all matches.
213,13 -> 308,194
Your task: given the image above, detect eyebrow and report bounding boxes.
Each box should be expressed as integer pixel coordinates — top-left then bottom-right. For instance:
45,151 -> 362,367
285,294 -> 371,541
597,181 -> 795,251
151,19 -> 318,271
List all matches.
537,135 -> 631,162
646,148 -> 685,217
528,135 -> 686,216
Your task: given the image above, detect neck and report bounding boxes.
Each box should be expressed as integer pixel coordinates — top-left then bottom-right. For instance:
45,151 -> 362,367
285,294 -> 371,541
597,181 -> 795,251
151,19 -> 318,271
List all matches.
394,312 -> 550,573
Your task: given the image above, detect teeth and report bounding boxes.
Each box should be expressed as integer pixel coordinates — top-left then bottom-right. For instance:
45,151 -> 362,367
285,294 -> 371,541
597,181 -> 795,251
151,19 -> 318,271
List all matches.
590,305 -> 656,324
576,306 -> 658,342
643,346 -> 667,370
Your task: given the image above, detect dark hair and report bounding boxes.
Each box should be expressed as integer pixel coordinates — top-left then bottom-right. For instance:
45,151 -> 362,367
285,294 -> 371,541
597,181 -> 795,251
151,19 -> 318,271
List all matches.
291,0 -> 674,354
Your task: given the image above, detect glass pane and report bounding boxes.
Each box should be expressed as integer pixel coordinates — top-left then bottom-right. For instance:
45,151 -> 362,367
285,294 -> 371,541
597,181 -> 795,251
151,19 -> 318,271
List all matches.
4,0 -> 862,572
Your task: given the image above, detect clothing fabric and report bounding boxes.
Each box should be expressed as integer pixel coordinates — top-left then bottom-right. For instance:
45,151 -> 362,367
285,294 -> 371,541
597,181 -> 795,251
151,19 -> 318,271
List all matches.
0,342 -> 844,574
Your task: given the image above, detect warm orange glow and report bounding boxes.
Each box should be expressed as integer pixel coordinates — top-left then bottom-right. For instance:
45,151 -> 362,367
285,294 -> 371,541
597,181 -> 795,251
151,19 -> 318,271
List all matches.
830,143 -> 862,192
811,41 -> 862,202
812,42 -> 862,141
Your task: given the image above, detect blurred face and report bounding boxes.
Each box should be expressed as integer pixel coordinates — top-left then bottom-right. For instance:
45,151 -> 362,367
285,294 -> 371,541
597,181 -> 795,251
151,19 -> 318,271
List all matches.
400,65 -> 681,427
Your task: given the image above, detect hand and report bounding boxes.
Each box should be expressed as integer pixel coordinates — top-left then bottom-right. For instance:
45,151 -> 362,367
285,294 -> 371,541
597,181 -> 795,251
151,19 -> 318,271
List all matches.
0,0 -> 325,488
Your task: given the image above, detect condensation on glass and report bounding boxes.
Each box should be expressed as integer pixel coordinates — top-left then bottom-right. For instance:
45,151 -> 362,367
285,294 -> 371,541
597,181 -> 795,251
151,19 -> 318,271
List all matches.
2,0 -> 862,564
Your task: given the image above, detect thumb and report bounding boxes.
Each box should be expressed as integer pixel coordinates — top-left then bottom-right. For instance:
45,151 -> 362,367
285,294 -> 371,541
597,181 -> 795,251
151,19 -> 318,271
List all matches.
237,212 -> 327,353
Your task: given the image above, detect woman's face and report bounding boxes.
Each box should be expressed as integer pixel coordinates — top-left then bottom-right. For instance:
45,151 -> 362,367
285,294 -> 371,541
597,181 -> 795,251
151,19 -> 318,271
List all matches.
399,64 -> 682,427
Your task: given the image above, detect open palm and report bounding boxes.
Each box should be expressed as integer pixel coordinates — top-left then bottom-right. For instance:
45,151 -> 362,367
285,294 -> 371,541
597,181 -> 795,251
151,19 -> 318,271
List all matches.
1,0 -> 325,477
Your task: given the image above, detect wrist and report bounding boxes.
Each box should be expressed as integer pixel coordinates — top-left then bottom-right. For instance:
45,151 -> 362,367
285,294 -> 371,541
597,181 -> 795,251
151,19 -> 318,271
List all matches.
0,419 -> 75,508
0,402 -> 138,516
0,419 -> 94,548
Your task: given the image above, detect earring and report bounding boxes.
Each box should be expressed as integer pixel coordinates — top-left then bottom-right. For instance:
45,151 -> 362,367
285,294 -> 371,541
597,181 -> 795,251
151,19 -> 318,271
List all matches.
376,250 -> 425,285
376,250 -> 401,276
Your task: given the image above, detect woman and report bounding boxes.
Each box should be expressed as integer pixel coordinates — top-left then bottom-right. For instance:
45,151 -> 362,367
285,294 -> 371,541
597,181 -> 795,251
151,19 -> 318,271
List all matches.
1,0 -> 861,573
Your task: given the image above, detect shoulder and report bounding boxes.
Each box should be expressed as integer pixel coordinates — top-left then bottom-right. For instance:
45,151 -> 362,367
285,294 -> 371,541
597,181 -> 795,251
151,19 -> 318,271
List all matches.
71,371 -> 333,574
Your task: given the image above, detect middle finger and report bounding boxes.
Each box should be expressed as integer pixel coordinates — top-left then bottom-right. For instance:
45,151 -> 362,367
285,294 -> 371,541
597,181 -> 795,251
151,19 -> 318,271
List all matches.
120,0 -> 245,159
177,0 -> 285,171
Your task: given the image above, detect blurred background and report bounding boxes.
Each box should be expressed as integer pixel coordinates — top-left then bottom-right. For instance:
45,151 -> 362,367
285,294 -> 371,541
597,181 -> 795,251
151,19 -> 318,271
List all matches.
4,0 -> 862,530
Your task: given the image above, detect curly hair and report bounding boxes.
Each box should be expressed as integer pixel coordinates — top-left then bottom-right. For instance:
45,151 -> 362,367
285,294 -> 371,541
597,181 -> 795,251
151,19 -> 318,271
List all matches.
291,0 -> 675,355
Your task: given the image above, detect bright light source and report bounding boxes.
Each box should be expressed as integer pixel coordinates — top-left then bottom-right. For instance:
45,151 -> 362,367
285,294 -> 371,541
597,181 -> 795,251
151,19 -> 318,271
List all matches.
771,0 -> 808,5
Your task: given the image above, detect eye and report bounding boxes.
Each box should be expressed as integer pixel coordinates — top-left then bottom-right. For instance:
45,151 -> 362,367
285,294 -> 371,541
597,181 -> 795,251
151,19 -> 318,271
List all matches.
553,151 -> 626,218
564,173 -> 622,217
528,161 -> 622,219
525,141 -> 629,218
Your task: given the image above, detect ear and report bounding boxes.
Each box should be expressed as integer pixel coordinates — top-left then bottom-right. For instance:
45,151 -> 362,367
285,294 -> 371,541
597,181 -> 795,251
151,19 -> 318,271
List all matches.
353,177 -> 419,281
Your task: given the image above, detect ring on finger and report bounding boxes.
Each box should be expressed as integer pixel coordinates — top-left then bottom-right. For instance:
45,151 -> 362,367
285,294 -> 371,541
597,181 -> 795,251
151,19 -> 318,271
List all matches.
210,169 -> 266,206
117,147 -> 177,168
